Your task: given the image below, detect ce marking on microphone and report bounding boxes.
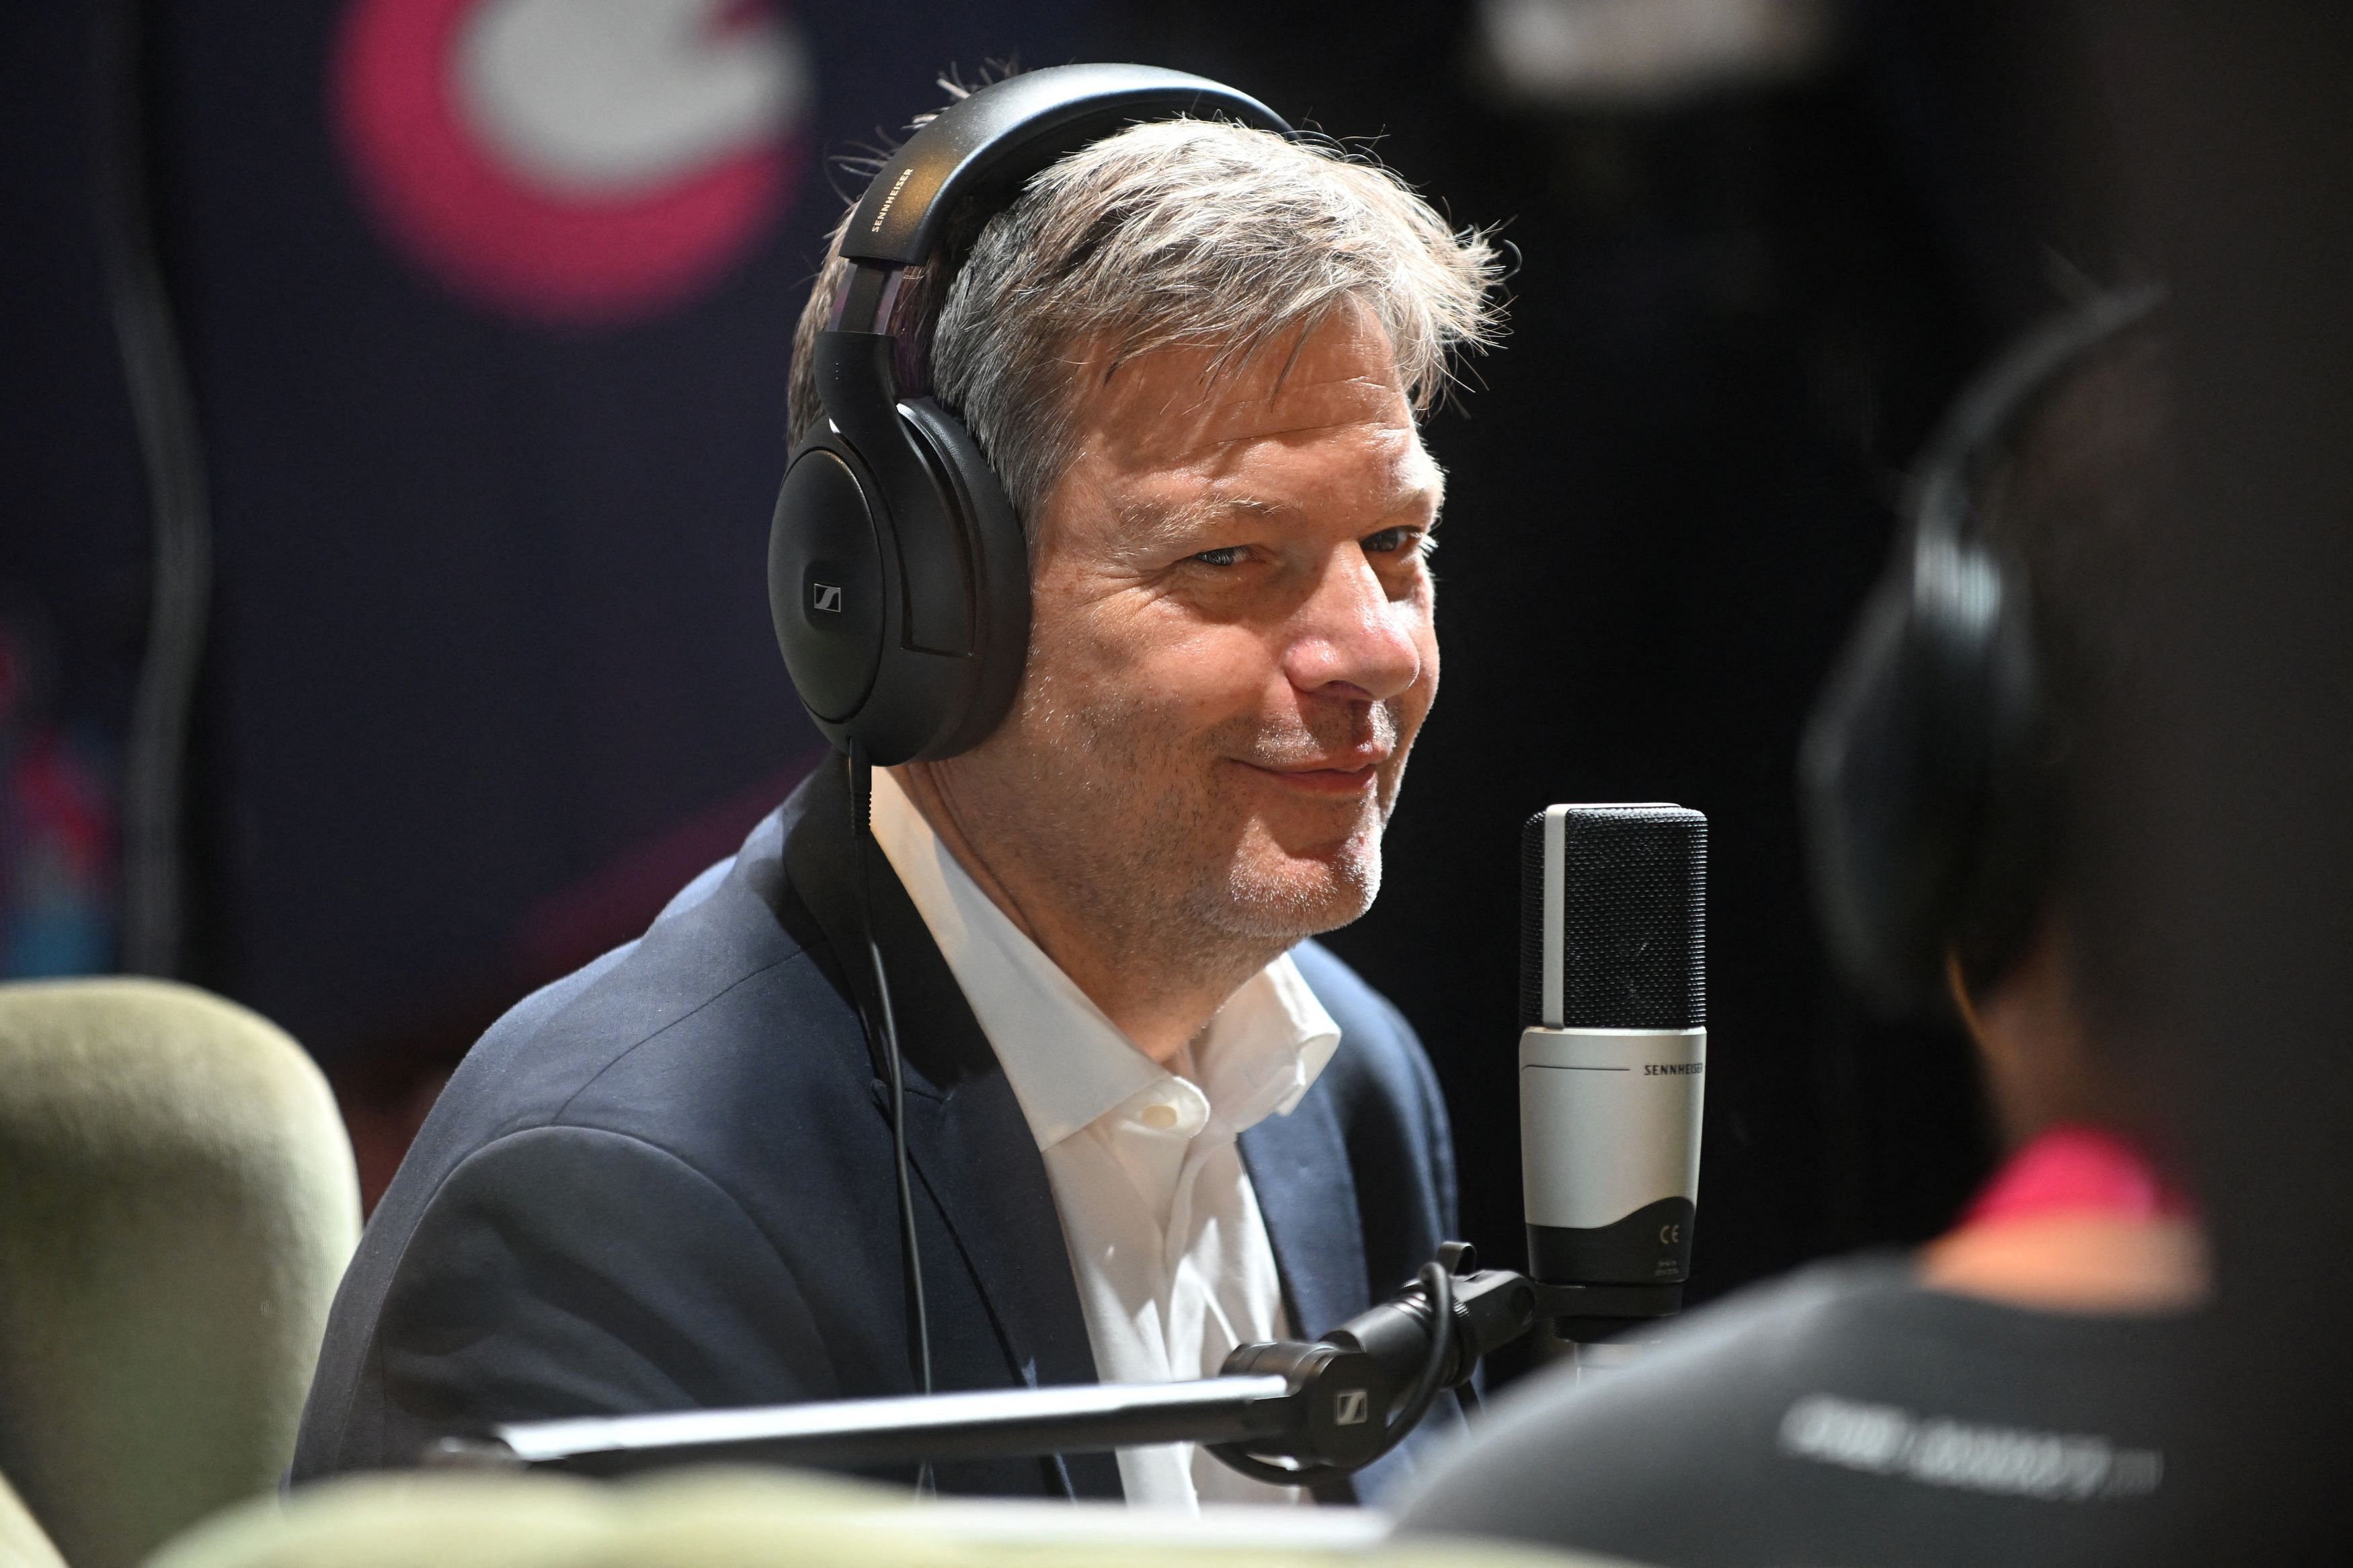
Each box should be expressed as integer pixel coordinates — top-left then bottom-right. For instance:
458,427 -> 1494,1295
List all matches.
1659,1223 -> 1683,1245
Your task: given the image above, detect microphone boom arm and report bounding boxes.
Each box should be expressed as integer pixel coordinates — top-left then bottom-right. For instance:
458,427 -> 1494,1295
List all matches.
426,1249 -> 1592,1482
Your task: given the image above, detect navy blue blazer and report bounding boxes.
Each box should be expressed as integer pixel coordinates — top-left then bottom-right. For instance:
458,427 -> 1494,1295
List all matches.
291,760 -> 1462,1502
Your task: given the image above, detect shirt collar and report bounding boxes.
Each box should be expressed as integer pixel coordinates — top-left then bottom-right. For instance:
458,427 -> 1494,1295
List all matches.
869,768 -> 1339,1152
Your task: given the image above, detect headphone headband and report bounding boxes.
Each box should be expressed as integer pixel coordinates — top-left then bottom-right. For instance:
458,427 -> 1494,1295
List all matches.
1911,283 -> 2167,549
1801,284 -> 2167,1013
840,65 -> 1291,269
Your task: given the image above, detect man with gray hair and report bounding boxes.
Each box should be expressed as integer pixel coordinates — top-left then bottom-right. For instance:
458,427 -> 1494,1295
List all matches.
292,73 -> 1501,1510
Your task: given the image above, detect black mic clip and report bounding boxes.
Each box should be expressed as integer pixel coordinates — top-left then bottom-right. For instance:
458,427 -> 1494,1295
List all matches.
1208,1244 -> 1543,1483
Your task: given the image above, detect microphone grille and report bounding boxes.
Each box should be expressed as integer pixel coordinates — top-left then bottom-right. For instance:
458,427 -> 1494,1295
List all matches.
1520,804 -> 1708,1030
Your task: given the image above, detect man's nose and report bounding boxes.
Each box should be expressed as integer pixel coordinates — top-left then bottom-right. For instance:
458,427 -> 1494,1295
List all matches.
1281,550 -> 1425,702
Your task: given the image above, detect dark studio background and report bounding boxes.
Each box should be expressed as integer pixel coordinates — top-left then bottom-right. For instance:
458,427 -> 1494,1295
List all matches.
5,3 -> 2112,1370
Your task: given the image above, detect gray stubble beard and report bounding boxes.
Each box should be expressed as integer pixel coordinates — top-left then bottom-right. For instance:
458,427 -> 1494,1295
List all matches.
988,669 -> 1404,999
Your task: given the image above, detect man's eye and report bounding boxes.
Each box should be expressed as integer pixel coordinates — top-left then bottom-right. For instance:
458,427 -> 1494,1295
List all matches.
1363,527 -> 1429,557
1191,546 -> 1247,567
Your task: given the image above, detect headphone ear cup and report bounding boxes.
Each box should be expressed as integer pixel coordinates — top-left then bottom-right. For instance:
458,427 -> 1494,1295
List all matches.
1800,532 -> 2042,1013
1946,561 -> 2054,991
1804,287 -> 2157,1015
770,438 -> 889,730
1802,569 -> 1945,1012
895,399 -> 1031,758
767,403 -> 1031,765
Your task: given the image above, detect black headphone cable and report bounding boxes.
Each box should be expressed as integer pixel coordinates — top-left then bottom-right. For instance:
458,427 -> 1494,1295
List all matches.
848,745 -> 936,1491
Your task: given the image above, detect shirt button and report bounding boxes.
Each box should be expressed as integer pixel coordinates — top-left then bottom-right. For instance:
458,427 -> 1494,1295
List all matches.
1140,1102 -> 1179,1130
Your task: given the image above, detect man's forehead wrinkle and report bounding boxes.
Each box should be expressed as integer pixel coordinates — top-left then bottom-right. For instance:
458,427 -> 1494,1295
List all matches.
1094,388 -> 1416,481
1201,408 -> 1413,449
1121,421 -> 1440,513
1049,305 -> 1443,542
1211,421 -> 1441,507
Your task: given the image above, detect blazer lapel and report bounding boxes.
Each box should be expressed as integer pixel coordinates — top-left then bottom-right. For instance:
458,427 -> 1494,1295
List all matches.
779,761 -> 1120,1501
1238,1086 -> 1373,1505
1238,1081 -> 1370,1344
897,1075 -> 1120,1500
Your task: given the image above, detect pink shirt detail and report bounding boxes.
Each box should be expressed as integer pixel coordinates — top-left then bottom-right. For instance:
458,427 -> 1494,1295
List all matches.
1958,1124 -> 2195,1229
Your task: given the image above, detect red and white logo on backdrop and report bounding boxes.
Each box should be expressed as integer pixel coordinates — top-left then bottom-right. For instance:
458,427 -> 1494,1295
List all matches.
332,0 -> 813,325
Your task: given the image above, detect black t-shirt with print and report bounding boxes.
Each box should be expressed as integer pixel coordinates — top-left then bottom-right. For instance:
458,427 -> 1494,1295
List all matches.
1396,1255 -> 2193,1568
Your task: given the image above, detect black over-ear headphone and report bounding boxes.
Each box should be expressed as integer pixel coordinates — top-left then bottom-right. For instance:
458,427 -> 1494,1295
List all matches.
1800,284 -> 2164,1014
769,65 -> 1293,766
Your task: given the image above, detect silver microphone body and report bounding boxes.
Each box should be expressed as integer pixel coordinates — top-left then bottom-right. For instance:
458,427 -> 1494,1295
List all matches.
1519,804 -> 1708,1329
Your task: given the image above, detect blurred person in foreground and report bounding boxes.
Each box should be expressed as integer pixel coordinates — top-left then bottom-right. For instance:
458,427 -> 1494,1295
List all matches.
292,78 -> 1501,1508
1400,298 -> 2203,1565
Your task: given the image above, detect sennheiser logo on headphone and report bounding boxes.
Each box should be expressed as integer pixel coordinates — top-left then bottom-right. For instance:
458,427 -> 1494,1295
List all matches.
868,168 -> 914,234
811,583 -> 844,614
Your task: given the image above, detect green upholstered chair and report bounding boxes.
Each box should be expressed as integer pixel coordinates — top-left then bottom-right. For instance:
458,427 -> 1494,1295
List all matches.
151,1467 -> 1632,1568
0,979 -> 361,1568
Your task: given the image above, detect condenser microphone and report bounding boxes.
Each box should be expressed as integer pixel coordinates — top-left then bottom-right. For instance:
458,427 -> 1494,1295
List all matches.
1519,804 -> 1707,1338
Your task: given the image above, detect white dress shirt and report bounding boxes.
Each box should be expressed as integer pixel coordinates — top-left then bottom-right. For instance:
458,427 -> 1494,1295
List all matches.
869,768 -> 1340,1509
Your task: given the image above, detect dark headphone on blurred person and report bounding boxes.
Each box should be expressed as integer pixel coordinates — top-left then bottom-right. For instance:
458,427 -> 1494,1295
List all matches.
1800,284 -> 2165,1015
768,65 -> 1293,768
